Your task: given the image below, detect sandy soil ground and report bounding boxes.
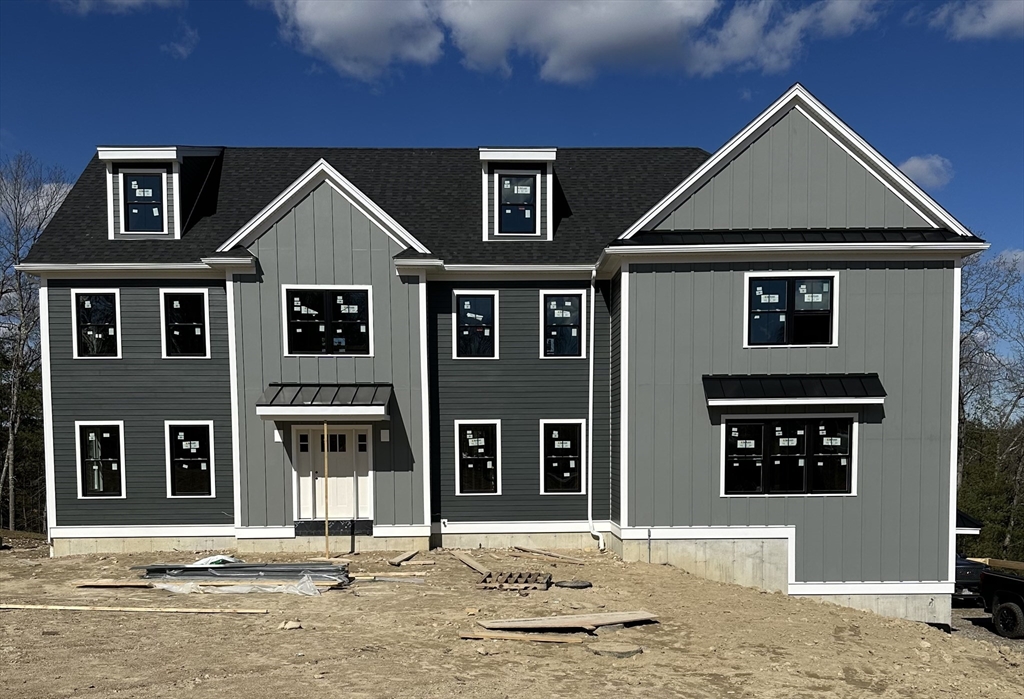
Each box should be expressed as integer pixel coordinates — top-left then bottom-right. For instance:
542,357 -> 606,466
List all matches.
1,538 -> 1022,699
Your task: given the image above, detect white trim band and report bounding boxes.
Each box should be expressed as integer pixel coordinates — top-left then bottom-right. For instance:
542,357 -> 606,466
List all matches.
49,525 -> 236,539
255,405 -> 388,419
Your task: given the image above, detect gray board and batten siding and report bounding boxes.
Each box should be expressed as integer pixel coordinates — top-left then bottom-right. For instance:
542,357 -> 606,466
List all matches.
110,163 -> 177,239
48,279 -> 233,526
233,181 -> 425,528
653,107 -> 932,232
625,261 -> 955,584
428,280 -> 610,522
609,272 -> 621,525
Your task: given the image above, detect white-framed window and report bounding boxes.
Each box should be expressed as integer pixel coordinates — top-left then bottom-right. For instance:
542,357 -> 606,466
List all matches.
165,420 -> 215,498
75,421 -> 126,499
159,288 -> 210,359
539,290 -> 586,359
452,290 -> 499,359
720,414 -> 857,497
454,419 -> 501,495
494,170 -> 541,236
539,419 -> 586,495
743,271 -> 839,348
119,168 -> 168,235
281,284 -> 373,357
71,289 -> 122,359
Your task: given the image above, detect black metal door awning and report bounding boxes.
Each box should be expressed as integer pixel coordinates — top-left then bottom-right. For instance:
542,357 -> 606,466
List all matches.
255,383 -> 392,420
702,373 -> 886,406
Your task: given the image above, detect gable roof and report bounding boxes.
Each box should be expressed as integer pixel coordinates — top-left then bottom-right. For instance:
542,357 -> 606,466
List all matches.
25,147 -> 710,267
619,84 -> 976,240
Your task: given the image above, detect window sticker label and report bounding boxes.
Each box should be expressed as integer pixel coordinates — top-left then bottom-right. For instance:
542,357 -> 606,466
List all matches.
760,294 -> 779,303
463,301 -> 471,309
138,188 -> 152,197
525,210 -> 531,218
84,300 -> 91,308
486,461 -> 493,468
103,432 -> 110,438
514,185 -> 531,194
823,437 -> 842,446
778,437 -> 797,446
804,293 -> 823,303
131,180 -> 138,189
737,440 -> 755,449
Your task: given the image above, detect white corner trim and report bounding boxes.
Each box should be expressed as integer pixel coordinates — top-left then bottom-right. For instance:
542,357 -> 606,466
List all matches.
164,420 -> 216,499
234,526 -> 296,539
74,421 -> 127,500
418,273 -> 432,528
948,262 -> 962,584
39,282 -> 57,534
372,524 -> 431,538
226,274 -> 243,528
70,288 -> 122,360
546,162 -> 554,240
481,162 -> 489,241
118,168 -> 169,236
742,270 -> 840,349
479,148 -> 557,161
49,525 -> 235,539
619,264 -> 630,527
280,284 -> 374,358
172,161 -> 182,239
539,419 -> 587,496
105,162 -> 115,240
216,158 -> 430,254
158,288 -> 211,360
538,289 -> 587,359
454,419 -> 502,496
619,83 -> 974,239
451,289 -> 499,359
708,397 -> 883,407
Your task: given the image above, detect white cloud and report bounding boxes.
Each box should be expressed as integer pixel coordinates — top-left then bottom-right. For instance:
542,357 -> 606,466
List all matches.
261,0 -> 884,83
929,0 -> 1024,40
898,154 -> 955,189
270,0 -> 445,82
161,20 -> 199,59
58,0 -> 183,14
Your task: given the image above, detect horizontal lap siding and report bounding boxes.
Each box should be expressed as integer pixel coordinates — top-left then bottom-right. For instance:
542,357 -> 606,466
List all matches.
49,279 -> 233,526
430,280 -> 608,522
627,261 -> 953,583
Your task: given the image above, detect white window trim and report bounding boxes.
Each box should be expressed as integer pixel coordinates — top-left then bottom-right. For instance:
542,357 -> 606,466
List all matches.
452,290 -> 499,360
165,420 -> 216,499
719,412 -> 859,498
280,284 -> 374,358
538,289 -> 587,359
71,288 -> 122,360
742,270 -> 840,349
493,170 -> 542,237
539,418 -> 587,496
118,168 -> 169,236
75,420 -> 127,500
454,419 -> 502,496
159,288 -> 211,360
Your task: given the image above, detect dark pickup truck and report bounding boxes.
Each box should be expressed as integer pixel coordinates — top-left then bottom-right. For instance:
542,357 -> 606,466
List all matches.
979,569 -> 1024,638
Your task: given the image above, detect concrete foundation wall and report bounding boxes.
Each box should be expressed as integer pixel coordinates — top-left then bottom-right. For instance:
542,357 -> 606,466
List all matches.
796,593 -> 951,625
51,535 -> 429,556
619,538 -> 789,592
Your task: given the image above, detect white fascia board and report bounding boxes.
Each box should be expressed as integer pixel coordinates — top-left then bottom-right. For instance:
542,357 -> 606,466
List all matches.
216,158 -> 430,254
394,258 -> 445,269
17,263 -> 213,274
199,257 -> 256,270
373,524 -> 431,538
97,147 -> 180,161
255,405 -> 388,419
707,397 -> 884,407
479,148 -> 557,162
606,242 -> 989,257
49,525 -> 236,538
444,264 -> 595,273
619,83 -> 975,239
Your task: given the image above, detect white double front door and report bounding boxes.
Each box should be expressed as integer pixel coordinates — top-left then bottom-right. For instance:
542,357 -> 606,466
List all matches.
295,427 -> 372,521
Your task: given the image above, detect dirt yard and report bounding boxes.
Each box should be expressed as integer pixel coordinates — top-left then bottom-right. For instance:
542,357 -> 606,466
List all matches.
2,537 -> 1022,699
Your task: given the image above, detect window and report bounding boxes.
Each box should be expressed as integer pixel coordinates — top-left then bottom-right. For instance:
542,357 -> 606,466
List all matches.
495,171 -> 539,235
746,274 -> 837,347
540,420 -> 585,495
166,421 -> 215,498
455,420 -> 500,495
77,422 -> 125,498
121,170 -> 166,233
282,286 -> 372,356
357,433 -> 368,453
540,291 -> 585,358
72,290 -> 121,359
722,416 -> 855,496
453,291 -> 498,359
160,289 -> 210,358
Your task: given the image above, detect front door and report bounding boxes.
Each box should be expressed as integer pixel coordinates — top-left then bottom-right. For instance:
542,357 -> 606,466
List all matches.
295,427 -> 372,521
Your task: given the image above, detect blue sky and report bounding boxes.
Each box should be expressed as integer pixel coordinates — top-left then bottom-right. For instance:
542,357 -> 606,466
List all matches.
1,0 -> 1022,253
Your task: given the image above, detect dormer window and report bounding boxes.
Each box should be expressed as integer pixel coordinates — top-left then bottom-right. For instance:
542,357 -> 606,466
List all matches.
121,170 -> 166,233
497,172 -> 538,234
479,148 -> 556,242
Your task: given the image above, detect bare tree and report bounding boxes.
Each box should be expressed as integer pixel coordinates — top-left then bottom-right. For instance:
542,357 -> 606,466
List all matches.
0,153 -> 69,531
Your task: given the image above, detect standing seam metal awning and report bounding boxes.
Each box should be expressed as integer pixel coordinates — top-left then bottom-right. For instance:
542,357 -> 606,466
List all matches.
255,383 -> 392,420
702,373 -> 886,406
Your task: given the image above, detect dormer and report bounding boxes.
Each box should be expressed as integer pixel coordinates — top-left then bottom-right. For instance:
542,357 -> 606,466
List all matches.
479,148 -> 556,242
98,146 -> 221,240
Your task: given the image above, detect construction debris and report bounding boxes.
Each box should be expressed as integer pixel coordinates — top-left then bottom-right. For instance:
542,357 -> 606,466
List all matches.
478,571 -> 552,591
388,551 -> 419,566
278,620 -> 303,631
0,604 -> 268,614
400,560 -> 435,566
460,630 -> 584,644
513,546 -> 586,564
132,559 -> 349,585
553,580 -> 593,589
507,551 -> 583,565
450,551 -> 490,575
587,642 -> 643,658
153,575 -> 322,596
72,578 -> 345,589
478,611 -> 658,631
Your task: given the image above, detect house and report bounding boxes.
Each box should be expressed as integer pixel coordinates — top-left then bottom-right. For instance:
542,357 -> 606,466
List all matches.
21,85 -> 986,624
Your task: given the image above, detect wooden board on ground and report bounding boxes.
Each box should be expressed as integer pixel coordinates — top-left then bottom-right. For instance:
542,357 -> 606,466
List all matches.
450,551 -> 490,575
478,611 -> 658,631
72,579 -> 345,589
507,551 -> 583,566
460,630 -> 584,644
1,604 -> 268,614
967,557 -> 1024,572
478,571 -> 552,591
351,572 -> 427,579
388,551 -> 418,566
400,560 -> 435,566
308,557 -> 352,564
512,546 -> 585,564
